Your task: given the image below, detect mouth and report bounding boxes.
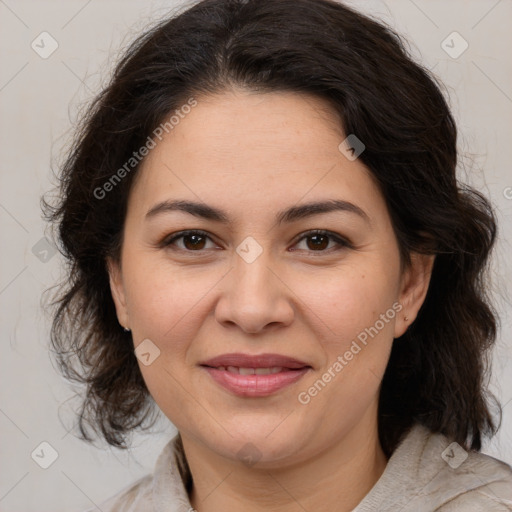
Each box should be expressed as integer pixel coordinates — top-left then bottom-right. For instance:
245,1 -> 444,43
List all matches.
199,353 -> 312,397
204,365 -> 297,375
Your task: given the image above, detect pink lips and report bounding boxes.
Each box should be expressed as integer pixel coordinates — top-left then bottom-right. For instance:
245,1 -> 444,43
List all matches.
200,353 -> 311,398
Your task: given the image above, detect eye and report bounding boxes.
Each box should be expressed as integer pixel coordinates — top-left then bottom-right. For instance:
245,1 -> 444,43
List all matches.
162,230 -> 219,251
160,229 -> 352,254
291,229 -> 352,253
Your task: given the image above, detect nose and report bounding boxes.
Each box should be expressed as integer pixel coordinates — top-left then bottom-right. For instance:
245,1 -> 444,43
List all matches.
214,250 -> 295,334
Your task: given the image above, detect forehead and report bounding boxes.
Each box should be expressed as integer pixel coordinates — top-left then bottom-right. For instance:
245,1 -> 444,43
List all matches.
127,89 -> 386,226
143,89 -> 345,167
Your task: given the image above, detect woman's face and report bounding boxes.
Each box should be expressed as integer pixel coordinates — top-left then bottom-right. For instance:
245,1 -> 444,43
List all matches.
109,89 -> 433,468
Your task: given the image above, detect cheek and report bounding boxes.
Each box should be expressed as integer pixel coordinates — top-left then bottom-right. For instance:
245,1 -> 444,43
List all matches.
292,262 -> 399,399
123,253 -> 220,336
292,259 -> 399,337
296,265 -> 399,406
123,257 -> 214,423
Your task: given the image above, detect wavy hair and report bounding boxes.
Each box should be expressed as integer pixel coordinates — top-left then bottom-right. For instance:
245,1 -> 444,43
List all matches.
44,0 -> 500,453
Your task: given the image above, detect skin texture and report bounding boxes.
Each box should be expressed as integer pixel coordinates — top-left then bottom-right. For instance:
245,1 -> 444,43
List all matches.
108,88 -> 435,511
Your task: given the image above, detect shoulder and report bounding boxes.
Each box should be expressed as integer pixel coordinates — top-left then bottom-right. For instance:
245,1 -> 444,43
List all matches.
425,449 -> 512,511
80,433 -> 193,512
431,449 -> 512,511
354,424 -> 512,512
405,425 -> 512,510
82,474 -> 154,512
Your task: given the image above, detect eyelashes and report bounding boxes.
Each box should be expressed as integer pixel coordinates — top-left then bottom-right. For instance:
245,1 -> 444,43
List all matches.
162,229 -> 217,251
160,229 -> 353,254
290,229 -> 352,252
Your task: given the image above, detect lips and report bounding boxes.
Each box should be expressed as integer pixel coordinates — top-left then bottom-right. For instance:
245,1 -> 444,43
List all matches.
199,353 -> 311,397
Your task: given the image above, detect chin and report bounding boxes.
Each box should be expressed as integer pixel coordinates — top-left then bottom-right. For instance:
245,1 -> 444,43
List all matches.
205,426 -> 309,469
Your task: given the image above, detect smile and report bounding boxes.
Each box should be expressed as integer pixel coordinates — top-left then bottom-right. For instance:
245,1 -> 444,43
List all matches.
201,365 -> 310,397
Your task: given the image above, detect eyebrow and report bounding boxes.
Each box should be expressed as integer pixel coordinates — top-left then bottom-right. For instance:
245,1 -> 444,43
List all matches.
145,199 -> 370,225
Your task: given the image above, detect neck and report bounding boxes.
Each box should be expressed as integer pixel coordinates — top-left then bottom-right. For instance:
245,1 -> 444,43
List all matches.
182,417 -> 388,512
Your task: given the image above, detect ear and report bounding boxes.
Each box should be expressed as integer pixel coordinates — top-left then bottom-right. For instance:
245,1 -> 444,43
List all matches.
106,257 -> 130,330
394,252 -> 435,338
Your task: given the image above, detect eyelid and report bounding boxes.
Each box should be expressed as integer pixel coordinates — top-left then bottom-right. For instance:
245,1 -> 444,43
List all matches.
161,228 -> 352,253
161,229 -> 219,249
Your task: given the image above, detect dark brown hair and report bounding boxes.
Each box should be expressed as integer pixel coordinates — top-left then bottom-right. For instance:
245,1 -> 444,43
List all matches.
44,0 -> 501,454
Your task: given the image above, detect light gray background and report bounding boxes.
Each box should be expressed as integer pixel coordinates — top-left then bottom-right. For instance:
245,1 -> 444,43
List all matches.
0,1 -> 511,511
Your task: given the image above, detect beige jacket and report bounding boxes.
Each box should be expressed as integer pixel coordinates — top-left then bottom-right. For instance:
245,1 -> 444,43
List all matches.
85,423 -> 512,511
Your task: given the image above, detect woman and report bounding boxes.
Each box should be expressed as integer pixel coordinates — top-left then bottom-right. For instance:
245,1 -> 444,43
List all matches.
45,0 -> 512,510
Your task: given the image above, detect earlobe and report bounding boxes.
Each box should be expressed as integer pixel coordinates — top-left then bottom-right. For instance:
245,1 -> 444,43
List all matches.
106,257 -> 130,330
394,252 -> 435,339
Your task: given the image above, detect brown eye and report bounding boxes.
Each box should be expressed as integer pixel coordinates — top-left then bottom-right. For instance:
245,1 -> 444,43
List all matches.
292,230 -> 351,253
163,230 -> 217,251
182,233 -> 206,250
306,234 -> 329,250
